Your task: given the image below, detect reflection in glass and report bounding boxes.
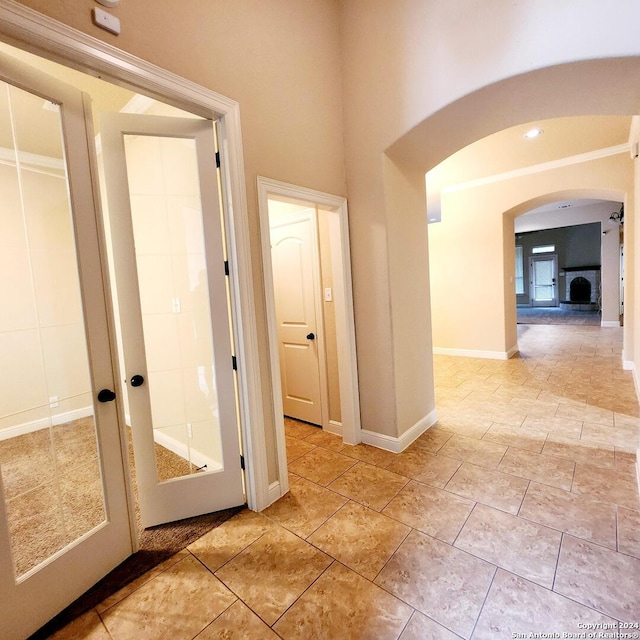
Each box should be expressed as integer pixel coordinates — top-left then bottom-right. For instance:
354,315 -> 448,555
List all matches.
123,134 -> 223,482
0,82 -> 106,578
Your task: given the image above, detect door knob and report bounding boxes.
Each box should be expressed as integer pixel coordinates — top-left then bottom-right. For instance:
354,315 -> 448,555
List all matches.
97,389 -> 116,403
306,333 -> 315,340
130,374 -> 145,387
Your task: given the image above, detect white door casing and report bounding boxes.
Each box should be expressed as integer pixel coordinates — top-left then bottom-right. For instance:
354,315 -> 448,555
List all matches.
100,112 -> 244,527
0,51 -> 132,640
270,212 -> 326,427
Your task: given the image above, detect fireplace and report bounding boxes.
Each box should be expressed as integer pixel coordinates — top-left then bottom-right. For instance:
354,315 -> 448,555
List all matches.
560,266 -> 600,311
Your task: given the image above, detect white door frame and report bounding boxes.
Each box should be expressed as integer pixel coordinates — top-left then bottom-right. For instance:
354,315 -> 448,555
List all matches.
258,177 -> 362,494
530,254 -> 559,306
0,1 -> 271,510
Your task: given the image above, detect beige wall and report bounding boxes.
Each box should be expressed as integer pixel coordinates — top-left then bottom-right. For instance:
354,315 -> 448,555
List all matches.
429,154 -> 633,355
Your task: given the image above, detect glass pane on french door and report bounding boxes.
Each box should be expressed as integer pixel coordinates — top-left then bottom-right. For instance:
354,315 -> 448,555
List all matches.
533,258 -> 554,301
0,82 -> 105,577
122,133 -> 223,482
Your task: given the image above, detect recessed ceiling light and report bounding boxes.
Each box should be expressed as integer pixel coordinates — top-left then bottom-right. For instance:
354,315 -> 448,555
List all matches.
524,128 -> 543,139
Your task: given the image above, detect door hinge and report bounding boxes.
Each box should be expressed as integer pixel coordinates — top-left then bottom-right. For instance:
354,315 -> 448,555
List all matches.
232,355 -> 238,370
215,151 -> 221,168
240,454 -> 245,470
224,260 -> 229,276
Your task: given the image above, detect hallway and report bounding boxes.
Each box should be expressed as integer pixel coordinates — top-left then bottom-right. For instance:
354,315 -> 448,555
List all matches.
50,325 -> 640,639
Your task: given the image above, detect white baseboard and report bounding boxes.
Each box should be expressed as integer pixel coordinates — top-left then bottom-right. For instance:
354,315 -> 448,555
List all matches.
152,428 -> 222,473
325,420 -> 342,436
433,346 -> 515,360
266,479 -> 287,508
626,361 -> 640,406
601,320 -> 621,327
506,345 -> 519,359
0,406 -> 93,441
361,409 -> 438,453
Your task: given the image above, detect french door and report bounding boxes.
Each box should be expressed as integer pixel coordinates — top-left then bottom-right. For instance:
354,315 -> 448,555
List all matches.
100,113 -> 245,528
530,255 -> 558,307
0,54 -> 132,640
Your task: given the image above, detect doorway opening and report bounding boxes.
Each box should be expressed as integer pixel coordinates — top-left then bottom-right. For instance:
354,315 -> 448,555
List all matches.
257,177 -> 361,489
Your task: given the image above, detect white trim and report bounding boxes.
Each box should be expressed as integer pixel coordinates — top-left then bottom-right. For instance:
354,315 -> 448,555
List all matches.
433,346 -> 516,360
151,430 -> 222,474
0,406 -> 93,441
361,410 -> 438,453
601,320 -> 621,327
268,480 -> 284,504
0,0 -> 265,511
506,345 -> 519,359
626,361 -> 640,404
257,176 -> 362,504
443,143 -> 629,195
327,420 -> 343,436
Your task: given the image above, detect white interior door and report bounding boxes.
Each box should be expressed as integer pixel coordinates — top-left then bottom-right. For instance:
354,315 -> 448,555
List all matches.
270,213 -> 324,426
100,113 -> 244,528
531,255 -> 558,306
0,54 -> 132,640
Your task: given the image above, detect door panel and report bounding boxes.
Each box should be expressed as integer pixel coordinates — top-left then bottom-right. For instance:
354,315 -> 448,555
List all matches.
531,256 -> 558,306
270,215 -> 323,425
0,53 -> 132,640
100,113 -> 244,528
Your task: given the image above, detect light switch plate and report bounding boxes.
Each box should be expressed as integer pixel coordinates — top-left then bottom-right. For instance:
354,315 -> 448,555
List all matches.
92,7 -> 121,35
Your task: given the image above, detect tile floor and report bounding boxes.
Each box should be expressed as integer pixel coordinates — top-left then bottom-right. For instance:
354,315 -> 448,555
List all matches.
51,325 -> 640,639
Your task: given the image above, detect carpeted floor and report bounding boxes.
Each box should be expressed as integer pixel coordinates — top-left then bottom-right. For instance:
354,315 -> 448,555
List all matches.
517,306 -> 602,325
0,418 -> 243,639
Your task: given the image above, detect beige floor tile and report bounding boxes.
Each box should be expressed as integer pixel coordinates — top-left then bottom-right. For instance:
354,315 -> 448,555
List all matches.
262,476 -> 347,538
482,422 -> 546,453
498,448 -> 575,491
308,501 -> 410,579
303,428 -> 344,451
614,449 -> 638,475
581,422 -> 639,450
274,562 -> 413,639
454,504 -> 562,588
445,462 -> 529,514
617,507 -> 640,559
375,529 -> 495,638
284,418 -> 318,439
438,434 -> 508,469
188,509 -> 276,573
285,436 -> 315,463
327,461 -> 408,511
519,482 -> 616,549
214,526 -> 331,625
521,415 -> 583,439
50,610 -> 112,640
572,464 -> 640,510
382,480 -> 474,543
101,555 -> 236,640
542,434 -> 615,469
97,550 -> 190,614
288,447 -> 357,486
386,448 -> 462,488
339,442 -> 398,468
194,600 -> 279,639
433,415 -> 493,439
555,535 -> 640,621
556,403 -> 614,426
399,611 -> 461,640
409,425 -> 455,453
472,569 -> 618,639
